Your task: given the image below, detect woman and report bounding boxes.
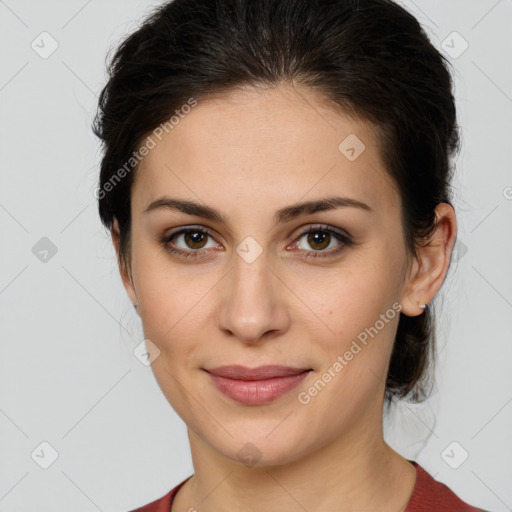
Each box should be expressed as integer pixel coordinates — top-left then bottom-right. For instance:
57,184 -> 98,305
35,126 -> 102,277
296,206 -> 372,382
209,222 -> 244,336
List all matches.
93,0 -> 485,510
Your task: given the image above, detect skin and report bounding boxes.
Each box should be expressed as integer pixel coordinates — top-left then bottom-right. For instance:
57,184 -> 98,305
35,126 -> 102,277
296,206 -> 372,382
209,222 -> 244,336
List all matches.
112,83 -> 457,512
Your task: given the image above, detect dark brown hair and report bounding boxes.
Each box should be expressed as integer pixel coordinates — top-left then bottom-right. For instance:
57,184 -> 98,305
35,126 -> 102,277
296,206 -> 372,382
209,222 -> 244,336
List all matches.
92,0 -> 460,403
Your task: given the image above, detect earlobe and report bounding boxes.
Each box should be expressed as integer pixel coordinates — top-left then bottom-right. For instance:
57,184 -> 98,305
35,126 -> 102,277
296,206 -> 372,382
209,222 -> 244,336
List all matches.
400,270 -> 431,317
400,203 -> 457,317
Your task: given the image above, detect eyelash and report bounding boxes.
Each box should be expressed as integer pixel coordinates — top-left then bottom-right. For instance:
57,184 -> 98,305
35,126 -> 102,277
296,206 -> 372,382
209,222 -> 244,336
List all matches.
160,224 -> 354,261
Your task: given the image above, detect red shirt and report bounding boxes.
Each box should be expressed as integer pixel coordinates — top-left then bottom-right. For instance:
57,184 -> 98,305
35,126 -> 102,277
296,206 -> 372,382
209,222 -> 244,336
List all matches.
129,461 -> 485,511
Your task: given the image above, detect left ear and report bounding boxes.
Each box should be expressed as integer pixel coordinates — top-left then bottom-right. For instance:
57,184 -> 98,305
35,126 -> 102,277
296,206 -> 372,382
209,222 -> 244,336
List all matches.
400,203 -> 458,317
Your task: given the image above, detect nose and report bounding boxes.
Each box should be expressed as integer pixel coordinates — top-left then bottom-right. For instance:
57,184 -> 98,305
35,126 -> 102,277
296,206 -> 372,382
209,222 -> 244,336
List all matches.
216,248 -> 291,344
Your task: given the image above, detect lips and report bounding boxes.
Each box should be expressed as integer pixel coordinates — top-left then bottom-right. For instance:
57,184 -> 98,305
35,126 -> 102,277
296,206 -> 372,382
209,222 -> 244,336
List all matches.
204,365 -> 312,380
204,365 -> 313,405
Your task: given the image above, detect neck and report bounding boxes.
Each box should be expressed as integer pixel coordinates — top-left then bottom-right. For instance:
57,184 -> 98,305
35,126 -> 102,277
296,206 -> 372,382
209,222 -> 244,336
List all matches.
173,401 -> 417,512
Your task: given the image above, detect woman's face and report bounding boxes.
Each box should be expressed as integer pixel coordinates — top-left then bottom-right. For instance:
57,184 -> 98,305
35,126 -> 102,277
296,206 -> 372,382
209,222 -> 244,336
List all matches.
119,84 -> 418,467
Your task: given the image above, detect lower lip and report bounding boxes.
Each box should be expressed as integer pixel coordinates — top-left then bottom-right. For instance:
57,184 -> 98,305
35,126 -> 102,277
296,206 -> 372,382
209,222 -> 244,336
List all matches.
206,371 -> 311,405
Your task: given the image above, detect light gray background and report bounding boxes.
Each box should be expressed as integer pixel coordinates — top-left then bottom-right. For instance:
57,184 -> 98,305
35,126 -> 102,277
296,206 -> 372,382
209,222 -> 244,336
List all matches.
1,0 -> 511,511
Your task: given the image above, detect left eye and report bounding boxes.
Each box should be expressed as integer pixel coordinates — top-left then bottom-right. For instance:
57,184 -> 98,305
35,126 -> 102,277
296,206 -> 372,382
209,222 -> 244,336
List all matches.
291,226 -> 353,258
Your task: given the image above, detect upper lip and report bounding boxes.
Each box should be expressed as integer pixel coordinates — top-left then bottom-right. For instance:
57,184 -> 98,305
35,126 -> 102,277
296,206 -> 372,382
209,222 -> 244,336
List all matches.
204,365 -> 312,381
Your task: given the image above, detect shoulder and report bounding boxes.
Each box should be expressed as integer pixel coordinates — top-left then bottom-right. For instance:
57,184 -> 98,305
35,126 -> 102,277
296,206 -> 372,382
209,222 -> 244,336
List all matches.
128,476 -> 192,512
406,462 -> 487,512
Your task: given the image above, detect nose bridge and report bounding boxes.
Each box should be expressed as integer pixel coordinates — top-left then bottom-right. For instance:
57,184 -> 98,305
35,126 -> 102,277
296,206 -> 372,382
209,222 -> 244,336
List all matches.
218,241 -> 288,341
232,247 -> 270,302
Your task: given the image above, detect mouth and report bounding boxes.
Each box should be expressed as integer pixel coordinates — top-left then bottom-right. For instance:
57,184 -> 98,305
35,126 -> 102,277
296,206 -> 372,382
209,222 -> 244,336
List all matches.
203,365 -> 313,405
204,365 -> 313,380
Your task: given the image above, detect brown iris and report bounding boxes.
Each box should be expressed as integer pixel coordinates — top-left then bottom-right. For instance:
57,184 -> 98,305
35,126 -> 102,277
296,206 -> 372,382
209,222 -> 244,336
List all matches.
307,231 -> 330,251
184,230 -> 208,249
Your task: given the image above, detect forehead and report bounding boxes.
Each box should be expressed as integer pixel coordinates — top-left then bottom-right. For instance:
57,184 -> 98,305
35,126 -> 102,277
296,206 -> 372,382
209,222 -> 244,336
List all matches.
132,84 -> 400,217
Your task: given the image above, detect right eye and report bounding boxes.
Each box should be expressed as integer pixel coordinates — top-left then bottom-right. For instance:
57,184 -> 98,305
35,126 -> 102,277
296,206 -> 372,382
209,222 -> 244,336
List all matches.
160,226 -> 221,259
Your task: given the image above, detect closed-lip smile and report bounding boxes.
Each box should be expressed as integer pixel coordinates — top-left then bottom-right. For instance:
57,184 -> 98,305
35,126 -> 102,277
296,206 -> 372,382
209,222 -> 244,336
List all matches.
204,365 -> 313,404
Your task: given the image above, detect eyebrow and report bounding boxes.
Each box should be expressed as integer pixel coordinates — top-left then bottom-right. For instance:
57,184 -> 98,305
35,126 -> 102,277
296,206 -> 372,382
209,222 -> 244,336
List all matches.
143,195 -> 373,226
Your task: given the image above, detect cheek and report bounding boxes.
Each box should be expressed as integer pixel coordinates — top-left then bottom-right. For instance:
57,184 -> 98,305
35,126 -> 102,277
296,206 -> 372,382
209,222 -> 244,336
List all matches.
330,279 -> 398,341
298,257 -> 400,338
132,238 -> 213,330
316,292 -> 398,382
301,251 -> 403,378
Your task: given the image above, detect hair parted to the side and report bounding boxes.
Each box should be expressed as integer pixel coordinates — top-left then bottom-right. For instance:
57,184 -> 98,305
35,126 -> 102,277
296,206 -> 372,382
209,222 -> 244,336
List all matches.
92,0 -> 460,404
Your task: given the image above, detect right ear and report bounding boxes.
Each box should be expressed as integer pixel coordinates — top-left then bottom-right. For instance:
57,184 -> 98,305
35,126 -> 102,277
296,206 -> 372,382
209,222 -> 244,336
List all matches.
111,218 -> 138,306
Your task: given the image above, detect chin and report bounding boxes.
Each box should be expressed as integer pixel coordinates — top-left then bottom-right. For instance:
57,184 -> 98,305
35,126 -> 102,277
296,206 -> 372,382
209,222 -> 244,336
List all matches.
208,429 -> 311,469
